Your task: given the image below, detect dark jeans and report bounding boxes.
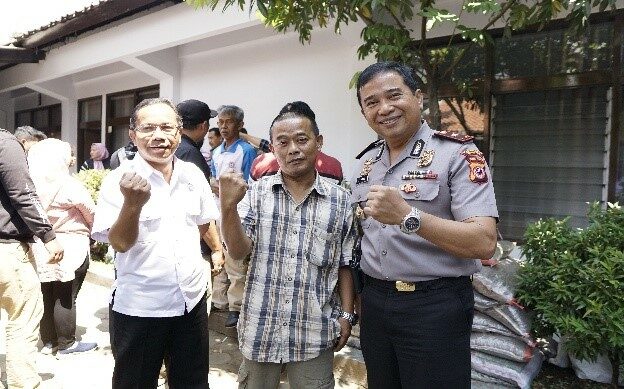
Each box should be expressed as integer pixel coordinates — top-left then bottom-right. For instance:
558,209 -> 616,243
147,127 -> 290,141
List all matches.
109,293 -> 210,389
359,275 -> 474,389
40,256 -> 89,350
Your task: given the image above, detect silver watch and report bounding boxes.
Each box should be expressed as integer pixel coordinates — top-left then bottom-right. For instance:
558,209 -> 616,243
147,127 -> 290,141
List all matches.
400,207 -> 421,234
339,310 -> 359,326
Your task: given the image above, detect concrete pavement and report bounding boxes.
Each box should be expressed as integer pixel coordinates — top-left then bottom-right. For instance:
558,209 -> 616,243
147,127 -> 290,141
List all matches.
0,261 -> 366,388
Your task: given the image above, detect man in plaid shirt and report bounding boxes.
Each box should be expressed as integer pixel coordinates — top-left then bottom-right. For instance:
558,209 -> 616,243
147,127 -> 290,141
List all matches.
219,101 -> 356,388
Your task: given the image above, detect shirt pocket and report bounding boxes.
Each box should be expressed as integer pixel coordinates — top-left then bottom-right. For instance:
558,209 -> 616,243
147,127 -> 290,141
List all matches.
137,212 -> 162,243
399,180 -> 440,203
305,225 -> 338,268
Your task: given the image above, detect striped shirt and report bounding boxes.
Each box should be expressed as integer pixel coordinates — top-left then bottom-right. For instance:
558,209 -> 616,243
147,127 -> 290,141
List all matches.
237,171 -> 353,363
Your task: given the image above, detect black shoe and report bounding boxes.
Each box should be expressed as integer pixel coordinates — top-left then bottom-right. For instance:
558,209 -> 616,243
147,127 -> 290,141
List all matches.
224,311 -> 240,328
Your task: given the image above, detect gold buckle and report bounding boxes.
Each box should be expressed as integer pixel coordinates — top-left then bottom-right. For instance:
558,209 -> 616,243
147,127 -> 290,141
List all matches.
395,281 -> 415,292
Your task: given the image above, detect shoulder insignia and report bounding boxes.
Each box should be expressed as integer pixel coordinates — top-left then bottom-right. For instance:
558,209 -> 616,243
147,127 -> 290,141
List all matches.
356,139 -> 384,160
433,130 -> 474,144
461,149 -> 488,184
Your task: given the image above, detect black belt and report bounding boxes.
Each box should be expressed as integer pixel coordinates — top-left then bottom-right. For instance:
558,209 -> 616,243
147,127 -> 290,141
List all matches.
363,273 -> 470,292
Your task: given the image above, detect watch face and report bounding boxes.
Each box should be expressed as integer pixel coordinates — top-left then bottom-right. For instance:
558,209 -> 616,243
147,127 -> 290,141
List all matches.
405,216 -> 420,231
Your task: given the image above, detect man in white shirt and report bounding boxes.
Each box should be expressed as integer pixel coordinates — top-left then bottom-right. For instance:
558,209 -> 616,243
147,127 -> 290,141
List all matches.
92,98 -> 219,388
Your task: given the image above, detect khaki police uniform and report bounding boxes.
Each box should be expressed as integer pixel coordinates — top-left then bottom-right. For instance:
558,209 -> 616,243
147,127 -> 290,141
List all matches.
350,121 -> 498,389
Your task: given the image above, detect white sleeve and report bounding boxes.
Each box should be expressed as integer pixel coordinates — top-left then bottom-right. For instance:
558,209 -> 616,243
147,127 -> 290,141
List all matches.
91,171 -> 124,243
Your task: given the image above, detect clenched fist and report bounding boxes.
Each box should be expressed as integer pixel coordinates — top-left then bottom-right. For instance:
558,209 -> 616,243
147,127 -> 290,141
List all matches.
364,185 -> 412,225
119,172 -> 151,209
218,171 -> 248,211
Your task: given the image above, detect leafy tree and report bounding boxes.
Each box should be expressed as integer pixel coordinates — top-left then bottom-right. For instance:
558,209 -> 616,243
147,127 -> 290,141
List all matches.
186,0 -> 619,129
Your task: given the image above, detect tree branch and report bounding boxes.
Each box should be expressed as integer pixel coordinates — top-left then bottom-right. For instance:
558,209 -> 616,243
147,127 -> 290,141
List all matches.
384,5 -> 406,30
441,0 -> 518,80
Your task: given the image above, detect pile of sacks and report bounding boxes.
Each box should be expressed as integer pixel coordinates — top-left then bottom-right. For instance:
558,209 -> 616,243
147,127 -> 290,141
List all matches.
470,241 -> 544,389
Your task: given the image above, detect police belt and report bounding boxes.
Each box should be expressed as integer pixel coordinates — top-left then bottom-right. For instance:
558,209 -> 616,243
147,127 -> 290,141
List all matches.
363,273 -> 470,292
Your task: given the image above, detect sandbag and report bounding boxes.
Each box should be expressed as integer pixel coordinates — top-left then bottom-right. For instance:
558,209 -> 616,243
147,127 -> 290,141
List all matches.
472,312 -> 535,347
471,370 -> 514,387
471,332 -> 534,363
481,304 -> 532,338
569,353 -> 613,384
472,258 -> 521,305
471,349 -> 544,389
471,379 -> 512,388
474,291 -> 500,311
548,333 -> 570,368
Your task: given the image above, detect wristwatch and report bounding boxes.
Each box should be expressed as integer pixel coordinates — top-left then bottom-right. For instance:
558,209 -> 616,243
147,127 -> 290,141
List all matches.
339,309 -> 359,326
400,206 -> 421,234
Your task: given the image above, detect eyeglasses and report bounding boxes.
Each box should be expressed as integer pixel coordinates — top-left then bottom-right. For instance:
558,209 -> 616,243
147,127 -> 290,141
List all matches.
133,123 -> 179,136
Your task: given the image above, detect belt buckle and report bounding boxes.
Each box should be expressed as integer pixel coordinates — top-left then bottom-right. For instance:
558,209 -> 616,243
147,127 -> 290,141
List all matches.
395,281 -> 415,292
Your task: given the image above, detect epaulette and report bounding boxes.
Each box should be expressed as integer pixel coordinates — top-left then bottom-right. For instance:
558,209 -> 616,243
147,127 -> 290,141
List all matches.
356,139 -> 384,160
433,130 -> 474,143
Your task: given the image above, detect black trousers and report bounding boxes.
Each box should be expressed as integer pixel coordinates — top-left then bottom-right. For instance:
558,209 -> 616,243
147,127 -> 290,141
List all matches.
359,275 -> 474,389
109,293 -> 210,389
40,256 -> 89,349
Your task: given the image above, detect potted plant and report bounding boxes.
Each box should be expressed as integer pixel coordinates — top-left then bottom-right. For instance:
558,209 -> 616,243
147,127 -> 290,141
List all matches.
74,169 -> 111,263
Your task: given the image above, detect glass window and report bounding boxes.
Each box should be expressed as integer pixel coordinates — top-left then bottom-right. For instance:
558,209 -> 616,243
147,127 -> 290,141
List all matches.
80,98 -> 101,123
137,88 -> 159,103
110,93 -> 134,118
617,86 -> 624,204
16,111 -> 31,127
495,22 -> 612,79
33,109 -> 48,128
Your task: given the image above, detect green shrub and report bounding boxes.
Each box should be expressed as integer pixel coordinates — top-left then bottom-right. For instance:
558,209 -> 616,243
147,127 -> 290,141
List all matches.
74,168 -> 110,202
74,169 -> 111,262
516,202 -> 624,387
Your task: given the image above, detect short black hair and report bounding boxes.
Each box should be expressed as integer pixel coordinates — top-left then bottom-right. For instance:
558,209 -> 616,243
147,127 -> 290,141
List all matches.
356,61 -> 419,108
208,127 -> 221,136
269,101 -> 320,140
129,98 -> 182,130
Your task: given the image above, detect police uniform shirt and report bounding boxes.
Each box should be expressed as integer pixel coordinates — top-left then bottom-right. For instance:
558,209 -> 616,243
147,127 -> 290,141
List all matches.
350,121 -> 498,282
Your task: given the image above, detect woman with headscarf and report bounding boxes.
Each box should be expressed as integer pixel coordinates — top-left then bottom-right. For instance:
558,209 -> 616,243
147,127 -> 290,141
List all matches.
80,142 -> 110,171
28,139 -> 98,355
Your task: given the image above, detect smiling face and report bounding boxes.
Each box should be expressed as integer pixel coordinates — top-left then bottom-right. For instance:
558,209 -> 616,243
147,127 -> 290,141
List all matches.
129,103 -> 181,171
359,71 -> 422,146
270,116 -> 320,181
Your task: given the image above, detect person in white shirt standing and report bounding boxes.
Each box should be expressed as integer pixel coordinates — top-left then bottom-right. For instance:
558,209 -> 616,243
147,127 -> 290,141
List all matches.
92,98 -> 219,389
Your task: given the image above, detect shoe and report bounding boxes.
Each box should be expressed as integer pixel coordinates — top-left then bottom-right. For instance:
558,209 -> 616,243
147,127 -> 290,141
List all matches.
40,342 -> 58,355
58,341 -> 98,354
224,311 -> 240,328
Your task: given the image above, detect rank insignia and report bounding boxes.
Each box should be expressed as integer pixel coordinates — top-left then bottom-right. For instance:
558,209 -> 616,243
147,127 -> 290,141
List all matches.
403,170 -> 438,180
418,150 -> 434,167
434,130 -> 474,143
410,139 -> 425,158
399,183 -> 418,193
461,149 -> 488,184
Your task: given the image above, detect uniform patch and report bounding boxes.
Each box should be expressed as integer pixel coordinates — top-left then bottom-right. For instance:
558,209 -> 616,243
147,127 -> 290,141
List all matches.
434,131 -> 474,143
461,149 -> 488,184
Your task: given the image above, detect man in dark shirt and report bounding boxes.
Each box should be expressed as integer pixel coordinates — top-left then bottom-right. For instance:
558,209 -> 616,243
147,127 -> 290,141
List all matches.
175,99 -> 216,181
175,99 -> 225,303
0,128 -> 64,388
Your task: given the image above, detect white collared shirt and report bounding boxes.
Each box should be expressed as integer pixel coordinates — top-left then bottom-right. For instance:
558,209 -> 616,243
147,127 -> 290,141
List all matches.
92,154 -> 219,317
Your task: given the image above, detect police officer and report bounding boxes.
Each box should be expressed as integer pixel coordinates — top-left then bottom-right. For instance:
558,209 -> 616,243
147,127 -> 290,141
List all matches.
351,62 -> 499,388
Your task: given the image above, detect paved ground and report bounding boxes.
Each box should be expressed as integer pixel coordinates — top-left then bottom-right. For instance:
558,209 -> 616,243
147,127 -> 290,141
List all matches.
0,261 -> 366,388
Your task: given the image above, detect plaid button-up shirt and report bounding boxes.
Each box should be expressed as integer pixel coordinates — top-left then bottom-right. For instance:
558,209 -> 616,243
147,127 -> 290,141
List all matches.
237,172 -> 353,363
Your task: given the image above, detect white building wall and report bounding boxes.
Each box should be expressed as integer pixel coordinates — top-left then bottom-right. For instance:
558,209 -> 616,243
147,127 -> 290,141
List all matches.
180,26 -> 375,177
